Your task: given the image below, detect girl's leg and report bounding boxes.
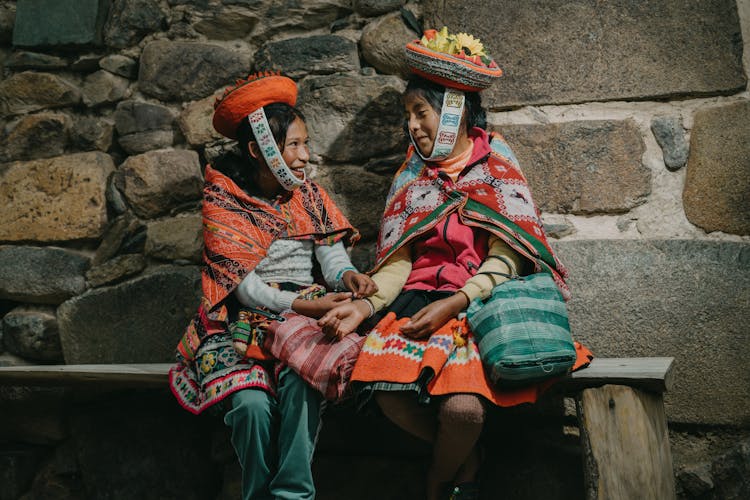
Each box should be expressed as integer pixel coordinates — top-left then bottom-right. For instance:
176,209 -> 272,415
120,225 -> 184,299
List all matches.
375,391 -> 485,499
374,390 -> 438,442
428,394 -> 485,499
224,389 -> 277,500
269,366 -> 325,500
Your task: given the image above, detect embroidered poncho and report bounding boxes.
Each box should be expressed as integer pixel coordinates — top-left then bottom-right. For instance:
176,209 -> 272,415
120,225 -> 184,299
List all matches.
374,129 -> 569,297
177,166 -> 358,362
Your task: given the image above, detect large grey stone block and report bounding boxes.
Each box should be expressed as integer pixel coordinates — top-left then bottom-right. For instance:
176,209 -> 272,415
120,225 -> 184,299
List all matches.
12,0 -> 108,47
298,74 -> 407,162
139,41 -> 252,102
554,240 -> 750,426
103,0 -> 165,49
683,101 -> 750,236
0,246 -> 89,305
496,120 -> 649,214
114,149 -> 203,219
424,0 -> 746,108
57,266 -> 201,363
254,34 -> 360,79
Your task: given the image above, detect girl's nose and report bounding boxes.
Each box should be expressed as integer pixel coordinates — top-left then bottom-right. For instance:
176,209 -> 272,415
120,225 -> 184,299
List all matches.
408,115 -> 419,133
298,144 -> 310,162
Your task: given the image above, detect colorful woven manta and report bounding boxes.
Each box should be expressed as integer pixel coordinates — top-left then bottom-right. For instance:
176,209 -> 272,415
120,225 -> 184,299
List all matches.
176,166 -> 357,362
374,129 -> 570,298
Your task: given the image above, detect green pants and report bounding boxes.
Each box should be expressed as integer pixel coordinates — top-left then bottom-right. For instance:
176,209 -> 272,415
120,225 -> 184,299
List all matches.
224,367 -> 324,500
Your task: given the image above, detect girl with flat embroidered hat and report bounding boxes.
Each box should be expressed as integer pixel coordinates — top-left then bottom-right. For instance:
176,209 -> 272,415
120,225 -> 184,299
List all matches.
319,28 -> 593,500
169,72 -> 377,500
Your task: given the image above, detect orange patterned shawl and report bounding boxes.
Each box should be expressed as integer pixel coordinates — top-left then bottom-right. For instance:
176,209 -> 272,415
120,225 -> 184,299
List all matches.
177,165 -> 358,361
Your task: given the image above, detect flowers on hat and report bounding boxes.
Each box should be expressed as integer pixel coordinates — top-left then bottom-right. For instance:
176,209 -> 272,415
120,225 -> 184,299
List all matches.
405,26 -> 502,91
420,27 -> 492,66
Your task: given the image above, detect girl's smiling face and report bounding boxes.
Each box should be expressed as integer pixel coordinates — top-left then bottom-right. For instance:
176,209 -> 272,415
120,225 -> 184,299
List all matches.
250,115 -> 310,196
404,92 -> 441,157
280,117 -> 310,181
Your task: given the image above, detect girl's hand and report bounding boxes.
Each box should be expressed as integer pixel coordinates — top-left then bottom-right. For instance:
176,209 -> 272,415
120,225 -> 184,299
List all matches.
292,292 -> 352,319
342,271 -> 378,299
318,300 -> 370,340
399,293 -> 469,339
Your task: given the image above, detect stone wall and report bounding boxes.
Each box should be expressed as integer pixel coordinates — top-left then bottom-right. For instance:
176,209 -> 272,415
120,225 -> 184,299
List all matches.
0,0 -> 748,499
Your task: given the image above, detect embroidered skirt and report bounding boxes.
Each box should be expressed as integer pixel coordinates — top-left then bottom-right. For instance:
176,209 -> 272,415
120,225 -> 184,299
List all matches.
169,332 -> 278,415
350,290 -> 593,407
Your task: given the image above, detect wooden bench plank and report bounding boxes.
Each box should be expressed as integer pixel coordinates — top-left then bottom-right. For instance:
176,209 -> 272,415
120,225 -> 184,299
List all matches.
566,357 -> 674,393
0,357 -> 674,392
0,363 -> 172,387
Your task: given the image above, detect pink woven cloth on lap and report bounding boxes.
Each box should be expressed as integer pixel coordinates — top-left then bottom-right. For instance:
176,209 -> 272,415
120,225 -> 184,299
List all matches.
265,311 -> 366,401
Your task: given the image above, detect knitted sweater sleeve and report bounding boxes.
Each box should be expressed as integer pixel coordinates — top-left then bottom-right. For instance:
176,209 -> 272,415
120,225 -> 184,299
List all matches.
460,235 -> 523,301
367,245 -> 412,312
234,271 -> 299,313
314,241 -> 357,290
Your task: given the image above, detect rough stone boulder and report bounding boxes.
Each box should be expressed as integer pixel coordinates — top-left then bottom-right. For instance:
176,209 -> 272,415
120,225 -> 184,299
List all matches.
0,246 -> 89,305
298,74 -> 407,162
0,152 -> 114,242
57,265 -> 201,364
0,71 -> 81,116
139,41 -> 252,102
114,149 -> 203,219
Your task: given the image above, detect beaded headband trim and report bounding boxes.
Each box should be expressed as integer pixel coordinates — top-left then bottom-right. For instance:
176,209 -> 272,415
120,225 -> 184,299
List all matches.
410,88 -> 465,161
248,108 -> 305,191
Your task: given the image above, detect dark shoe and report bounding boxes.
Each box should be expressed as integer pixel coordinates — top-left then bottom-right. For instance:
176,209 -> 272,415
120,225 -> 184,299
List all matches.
448,482 -> 480,500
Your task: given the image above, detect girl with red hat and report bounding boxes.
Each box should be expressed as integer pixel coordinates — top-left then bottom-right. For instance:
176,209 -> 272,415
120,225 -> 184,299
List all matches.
169,72 -> 376,500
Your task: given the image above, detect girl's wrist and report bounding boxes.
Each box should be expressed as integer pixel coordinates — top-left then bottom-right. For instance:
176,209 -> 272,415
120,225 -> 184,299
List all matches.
357,298 -> 375,318
291,298 -> 310,315
454,290 -> 471,309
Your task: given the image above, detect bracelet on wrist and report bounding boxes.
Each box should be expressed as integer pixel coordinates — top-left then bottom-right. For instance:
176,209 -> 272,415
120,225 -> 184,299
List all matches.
360,298 -> 375,318
455,290 -> 471,308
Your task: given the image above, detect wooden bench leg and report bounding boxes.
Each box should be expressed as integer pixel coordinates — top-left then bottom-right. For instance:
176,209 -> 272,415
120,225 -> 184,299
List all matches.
575,384 -> 676,500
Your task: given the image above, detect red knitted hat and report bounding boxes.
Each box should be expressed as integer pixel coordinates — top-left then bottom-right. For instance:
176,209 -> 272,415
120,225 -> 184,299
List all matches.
212,72 -> 297,140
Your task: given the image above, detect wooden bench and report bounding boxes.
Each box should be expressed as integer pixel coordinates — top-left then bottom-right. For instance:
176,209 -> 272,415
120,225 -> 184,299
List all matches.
0,357 -> 675,500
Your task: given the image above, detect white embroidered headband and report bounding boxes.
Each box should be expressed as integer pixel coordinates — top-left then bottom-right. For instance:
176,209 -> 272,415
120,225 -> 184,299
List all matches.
247,107 -> 305,191
410,88 -> 465,161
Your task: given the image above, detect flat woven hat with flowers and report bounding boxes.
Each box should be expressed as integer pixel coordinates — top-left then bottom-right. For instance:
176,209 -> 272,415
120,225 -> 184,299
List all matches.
212,71 -> 297,140
405,27 -> 502,92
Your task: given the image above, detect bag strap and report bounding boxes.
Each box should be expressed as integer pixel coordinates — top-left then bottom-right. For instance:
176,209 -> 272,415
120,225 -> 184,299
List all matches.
479,254 -> 522,281
476,271 -> 522,281
244,307 -> 286,322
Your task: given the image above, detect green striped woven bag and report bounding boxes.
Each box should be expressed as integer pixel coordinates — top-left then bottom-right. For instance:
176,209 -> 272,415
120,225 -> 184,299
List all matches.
466,272 -> 576,387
